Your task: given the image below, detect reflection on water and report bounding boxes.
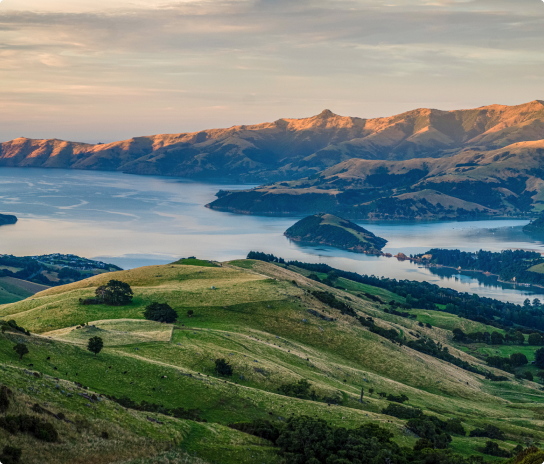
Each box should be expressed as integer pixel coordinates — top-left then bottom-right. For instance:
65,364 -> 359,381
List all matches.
0,167 -> 542,304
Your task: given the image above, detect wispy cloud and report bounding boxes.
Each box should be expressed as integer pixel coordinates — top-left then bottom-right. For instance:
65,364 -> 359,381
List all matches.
0,0 -> 543,142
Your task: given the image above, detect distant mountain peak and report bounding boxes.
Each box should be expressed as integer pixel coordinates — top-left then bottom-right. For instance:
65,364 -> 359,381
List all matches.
317,109 -> 336,118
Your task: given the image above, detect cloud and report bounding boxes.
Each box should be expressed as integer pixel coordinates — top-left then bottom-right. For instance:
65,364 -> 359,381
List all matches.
0,0 -> 543,142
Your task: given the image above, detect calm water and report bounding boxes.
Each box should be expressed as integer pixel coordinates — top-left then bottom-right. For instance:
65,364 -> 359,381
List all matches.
1,167 -> 543,304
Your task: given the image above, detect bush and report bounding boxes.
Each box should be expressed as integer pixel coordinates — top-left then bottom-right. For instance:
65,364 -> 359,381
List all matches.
0,445 -> 22,464
524,371 -> 534,381
445,418 -> 466,436
0,415 -> 58,442
277,379 -> 315,400
535,348 -> 544,369
228,420 -> 280,443
144,302 -> 178,323
382,403 -> 422,419
469,424 -> 505,440
386,393 -> 409,404
214,358 -> 233,377
406,416 -> 452,449
481,440 -> 511,457
0,385 -> 12,413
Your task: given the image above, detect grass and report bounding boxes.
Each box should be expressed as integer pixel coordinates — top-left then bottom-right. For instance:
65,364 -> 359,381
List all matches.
1,260 -> 544,463
0,276 -> 36,304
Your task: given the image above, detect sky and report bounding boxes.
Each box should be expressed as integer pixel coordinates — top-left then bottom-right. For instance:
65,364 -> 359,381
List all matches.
1,0 -> 543,143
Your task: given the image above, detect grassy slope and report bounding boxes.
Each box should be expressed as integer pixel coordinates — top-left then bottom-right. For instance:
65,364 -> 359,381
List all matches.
0,276 -> 37,305
1,260 -> 543,462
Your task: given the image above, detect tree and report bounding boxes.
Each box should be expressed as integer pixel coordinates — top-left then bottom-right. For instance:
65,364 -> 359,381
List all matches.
529,333 -> 543,346
187,310 -> 194,318
214,358 -> 233,377
537,371 -> 544,381
524,298 -> 531,309
368,388 -> 374,396
514,331 -> 525,345
535,347 -> 544,369
87,336 -> 104,357
524,371 -> 534,381
534,298 -> 542,308
13,343 -> 29,360
510,353 -> 528,367
144,302 -> 177,323
102,280 -> 133,306
490,331 -> 504,345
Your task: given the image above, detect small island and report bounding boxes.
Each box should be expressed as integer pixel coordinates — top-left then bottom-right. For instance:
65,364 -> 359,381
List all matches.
523,214 -> 544,233
0,213 -> 17,226
284,213 -> 387,254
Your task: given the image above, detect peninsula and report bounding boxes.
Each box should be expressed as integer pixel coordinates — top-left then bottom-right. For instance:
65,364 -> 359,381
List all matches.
0,213 -> 17,226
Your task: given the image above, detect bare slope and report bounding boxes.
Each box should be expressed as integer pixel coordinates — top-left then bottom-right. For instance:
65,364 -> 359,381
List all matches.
2,100 -> 544,181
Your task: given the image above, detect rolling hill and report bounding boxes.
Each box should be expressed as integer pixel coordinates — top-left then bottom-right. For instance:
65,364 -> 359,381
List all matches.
2,100 -> 544,182
1,258 -> 544,463
207,140 -> 544,219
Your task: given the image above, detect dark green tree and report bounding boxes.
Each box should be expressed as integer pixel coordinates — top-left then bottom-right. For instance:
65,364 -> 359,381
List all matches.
87,336 -> 104,357
510,352 -> 528,367
529,333 -> 543,346
0,445 -> 22,464
214,358 -> 233,377
537,370 -> 544,381
514,331 -> 525,345
102,280 -> 133,306
187,310 -> 194,318
490,331 -> 504,345
536,347 -> 544,369
144,302 -> 177,323
524,371 -> 534,381
13,343 -> 29,360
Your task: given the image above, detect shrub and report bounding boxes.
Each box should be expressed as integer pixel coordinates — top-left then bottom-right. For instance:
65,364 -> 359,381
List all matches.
0,415 -> 58,442
144,302 -> 178,323
277,379 -> 315,400
382,403 -> 422,419
510,353 -> 529,367
481,440 -> 511,457
445,418 -> 466,436
0,385 -> 11,413
228,420 -> 280,444
0,445 -> 22,464
214,358 -> 233,377
524,371 -> 534,381
469,424 -> 505,440
535,348 -> 544,369
406,416 -> 452,449
386,393 -> 409,404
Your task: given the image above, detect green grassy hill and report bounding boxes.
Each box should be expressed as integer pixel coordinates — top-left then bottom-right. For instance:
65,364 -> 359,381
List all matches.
1,259 -> 544,463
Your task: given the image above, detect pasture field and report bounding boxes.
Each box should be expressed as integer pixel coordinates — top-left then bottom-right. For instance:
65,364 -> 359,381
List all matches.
1,259 -> 544,463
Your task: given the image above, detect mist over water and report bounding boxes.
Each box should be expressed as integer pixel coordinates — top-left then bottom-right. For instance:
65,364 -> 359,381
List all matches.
0,167 -> 542,304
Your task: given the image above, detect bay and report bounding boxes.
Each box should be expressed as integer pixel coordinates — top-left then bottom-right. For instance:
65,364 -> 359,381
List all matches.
0,167 -> 543,304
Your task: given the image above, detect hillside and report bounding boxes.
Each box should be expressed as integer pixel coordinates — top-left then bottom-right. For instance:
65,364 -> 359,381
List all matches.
523,213 -> 544,234
284,213 -> 387,254
207,140 -> 544,219
2,100 -> 544,182
2,258 -> 544,463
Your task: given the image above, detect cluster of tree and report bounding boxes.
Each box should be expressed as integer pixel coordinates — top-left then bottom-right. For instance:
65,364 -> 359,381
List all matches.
246,252 -> 544,333
80,280 -> 133,306
480,441 -> 512,458
469,424 -> 506,440
247,251 -> 286,264
311,291 -> 356,317
143,302 -> 178,323
486,353 -> 528,372
106,395 -> 206,422
0,319 -> 30,336
414,249 -> 544,286
453,328 -> 527,346
0,414 -> 58,442
382,403 -> 422,419
228,416 -> 490,464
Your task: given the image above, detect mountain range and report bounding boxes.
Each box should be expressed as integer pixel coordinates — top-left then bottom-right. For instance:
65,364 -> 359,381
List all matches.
2,100 -> 544,183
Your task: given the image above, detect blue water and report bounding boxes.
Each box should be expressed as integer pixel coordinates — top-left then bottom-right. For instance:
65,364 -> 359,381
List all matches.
0,167 -> 542,304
